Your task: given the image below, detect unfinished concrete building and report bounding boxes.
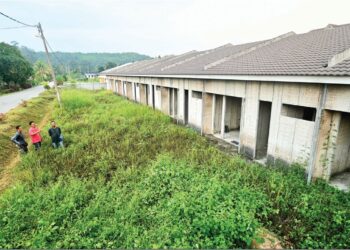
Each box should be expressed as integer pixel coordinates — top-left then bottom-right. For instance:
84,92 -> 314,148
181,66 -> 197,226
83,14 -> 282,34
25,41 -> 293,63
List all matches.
100,24 -> 350,183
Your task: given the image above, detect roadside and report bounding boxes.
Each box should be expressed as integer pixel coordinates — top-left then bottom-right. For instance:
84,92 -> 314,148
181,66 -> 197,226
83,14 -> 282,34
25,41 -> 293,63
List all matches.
0,91 -> 55,193
0,85 -> 45,113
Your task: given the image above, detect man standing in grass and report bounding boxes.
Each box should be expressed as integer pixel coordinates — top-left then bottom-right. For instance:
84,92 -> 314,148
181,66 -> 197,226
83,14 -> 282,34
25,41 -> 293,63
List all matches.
11,125 -> 28,154
48,121 -> 64,148
29,121 -> 42,150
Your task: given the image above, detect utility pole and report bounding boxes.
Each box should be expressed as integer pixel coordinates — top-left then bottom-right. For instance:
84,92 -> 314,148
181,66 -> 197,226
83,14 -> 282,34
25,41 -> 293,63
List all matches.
37,22 -> 62,107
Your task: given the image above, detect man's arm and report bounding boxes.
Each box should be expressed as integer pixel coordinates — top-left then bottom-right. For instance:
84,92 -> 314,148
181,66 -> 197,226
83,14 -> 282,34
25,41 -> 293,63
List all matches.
48,128 -> 52,137
29,128 -> 40,135
11,134 -> 20,145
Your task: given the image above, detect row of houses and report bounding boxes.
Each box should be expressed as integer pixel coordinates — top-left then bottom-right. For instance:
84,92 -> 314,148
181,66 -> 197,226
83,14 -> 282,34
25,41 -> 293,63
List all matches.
100,23 -> 350,182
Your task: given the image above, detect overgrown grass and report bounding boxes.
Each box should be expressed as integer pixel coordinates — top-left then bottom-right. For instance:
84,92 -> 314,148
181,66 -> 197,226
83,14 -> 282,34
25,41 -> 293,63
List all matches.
0,89 -> 349,248
0,91 -> 55,171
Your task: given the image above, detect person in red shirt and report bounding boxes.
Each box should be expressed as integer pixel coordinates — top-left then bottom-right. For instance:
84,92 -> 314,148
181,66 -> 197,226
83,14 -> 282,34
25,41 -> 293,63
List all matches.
29,121 -> 42,151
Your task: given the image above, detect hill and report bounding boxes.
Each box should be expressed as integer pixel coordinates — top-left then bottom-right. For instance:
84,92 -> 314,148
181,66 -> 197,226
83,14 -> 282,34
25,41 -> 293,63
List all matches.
19,46 -> 151,76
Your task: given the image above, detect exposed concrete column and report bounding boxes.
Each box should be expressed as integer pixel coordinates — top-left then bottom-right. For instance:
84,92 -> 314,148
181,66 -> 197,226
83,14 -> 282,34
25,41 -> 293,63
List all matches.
325,112 -> 342,179
221,95 -> 227,138
307,84 -> 328,184
202,93 -> 213,134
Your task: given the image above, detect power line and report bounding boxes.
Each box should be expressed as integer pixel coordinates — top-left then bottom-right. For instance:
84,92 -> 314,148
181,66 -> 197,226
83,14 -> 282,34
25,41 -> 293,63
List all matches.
44,37 -> 67,73
0,25 -> 33,30
0,11 -> 37,28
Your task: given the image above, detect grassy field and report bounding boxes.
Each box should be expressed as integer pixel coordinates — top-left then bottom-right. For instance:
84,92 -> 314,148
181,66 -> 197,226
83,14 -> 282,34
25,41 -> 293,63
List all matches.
0,89 -> 349,249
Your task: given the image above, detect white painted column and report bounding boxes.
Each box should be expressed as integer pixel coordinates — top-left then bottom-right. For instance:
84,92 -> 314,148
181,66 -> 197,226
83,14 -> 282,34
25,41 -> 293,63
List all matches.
221,95 -> 226,139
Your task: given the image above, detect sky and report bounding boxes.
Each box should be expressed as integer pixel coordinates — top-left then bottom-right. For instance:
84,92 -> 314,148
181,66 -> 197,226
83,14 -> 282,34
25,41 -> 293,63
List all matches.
1,0 -> 350,57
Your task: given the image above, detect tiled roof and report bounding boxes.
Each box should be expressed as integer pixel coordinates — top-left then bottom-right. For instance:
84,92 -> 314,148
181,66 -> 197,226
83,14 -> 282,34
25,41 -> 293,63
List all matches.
103,23 -> 350,77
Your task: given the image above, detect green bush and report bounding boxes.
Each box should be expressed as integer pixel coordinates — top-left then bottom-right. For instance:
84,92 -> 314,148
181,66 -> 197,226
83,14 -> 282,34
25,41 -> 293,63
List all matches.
0,90 -> 349,248
43,83 -> 50,90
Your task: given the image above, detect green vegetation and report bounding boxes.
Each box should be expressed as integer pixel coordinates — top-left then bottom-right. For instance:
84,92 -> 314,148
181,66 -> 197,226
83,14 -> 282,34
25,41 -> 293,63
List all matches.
0,91 -> 55,172
20,46 -> 151,76
0,90 -> 349,248
0,42 -> 33,91
33,61 -> 52,85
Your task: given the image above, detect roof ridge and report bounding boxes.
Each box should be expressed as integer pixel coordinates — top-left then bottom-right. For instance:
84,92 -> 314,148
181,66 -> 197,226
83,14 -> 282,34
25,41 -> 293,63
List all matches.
203,31 -> 296,70
134,56 -> 176,72
328,47 -> 350,67
160,45 -> 234,71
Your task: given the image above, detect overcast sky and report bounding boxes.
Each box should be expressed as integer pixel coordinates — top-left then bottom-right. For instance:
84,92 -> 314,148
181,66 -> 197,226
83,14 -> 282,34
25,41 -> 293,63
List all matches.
1,0 -> 350,56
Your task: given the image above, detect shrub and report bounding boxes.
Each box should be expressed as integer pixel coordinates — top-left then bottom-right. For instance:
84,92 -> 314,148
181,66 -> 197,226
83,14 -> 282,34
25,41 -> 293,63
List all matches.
43,83 -> 50,90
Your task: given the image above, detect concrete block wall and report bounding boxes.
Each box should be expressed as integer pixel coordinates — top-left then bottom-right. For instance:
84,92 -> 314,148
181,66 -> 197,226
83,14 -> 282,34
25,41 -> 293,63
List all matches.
106,75 -> 350,179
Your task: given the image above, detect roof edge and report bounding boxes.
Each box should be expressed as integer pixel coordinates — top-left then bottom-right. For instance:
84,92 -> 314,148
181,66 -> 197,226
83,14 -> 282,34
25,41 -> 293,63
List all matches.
106,73 -> 350,85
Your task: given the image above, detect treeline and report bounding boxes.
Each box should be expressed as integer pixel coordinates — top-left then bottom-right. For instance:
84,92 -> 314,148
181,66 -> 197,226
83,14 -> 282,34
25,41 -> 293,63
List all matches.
20,46 -> 151,76
0,42 -> 33,92
0,42 -> 151,93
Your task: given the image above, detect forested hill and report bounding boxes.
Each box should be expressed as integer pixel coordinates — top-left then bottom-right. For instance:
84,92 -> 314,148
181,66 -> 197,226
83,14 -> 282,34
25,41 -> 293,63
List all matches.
19,46 -> 151,75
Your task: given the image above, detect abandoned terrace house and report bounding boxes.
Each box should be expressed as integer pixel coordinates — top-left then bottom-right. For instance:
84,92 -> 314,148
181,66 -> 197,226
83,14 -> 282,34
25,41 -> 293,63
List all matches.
100,23 -> 350,182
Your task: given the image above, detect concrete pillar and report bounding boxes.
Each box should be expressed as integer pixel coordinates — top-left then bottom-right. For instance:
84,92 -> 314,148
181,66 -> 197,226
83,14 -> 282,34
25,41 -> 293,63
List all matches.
313,110 -> 341,180
221,95 -> 226,138
212,94 -> 216,134
202,93 -> 213,134
325,112 -> 342,179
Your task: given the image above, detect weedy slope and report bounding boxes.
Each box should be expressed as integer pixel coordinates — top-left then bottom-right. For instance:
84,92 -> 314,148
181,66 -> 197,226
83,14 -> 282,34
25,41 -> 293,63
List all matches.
0,90 -> 349,249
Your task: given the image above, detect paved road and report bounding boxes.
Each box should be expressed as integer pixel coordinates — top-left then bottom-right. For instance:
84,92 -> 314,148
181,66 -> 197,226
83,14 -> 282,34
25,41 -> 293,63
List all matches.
0,86 -> 45,114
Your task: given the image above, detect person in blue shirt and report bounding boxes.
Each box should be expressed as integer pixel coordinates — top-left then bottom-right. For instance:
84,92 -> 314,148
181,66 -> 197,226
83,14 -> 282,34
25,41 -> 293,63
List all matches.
11,125 -> 28,154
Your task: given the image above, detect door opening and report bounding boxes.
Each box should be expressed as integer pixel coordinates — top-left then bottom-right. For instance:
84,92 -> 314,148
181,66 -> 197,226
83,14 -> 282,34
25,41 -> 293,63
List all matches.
184,89 -> 189,124
152,85 -> 155,109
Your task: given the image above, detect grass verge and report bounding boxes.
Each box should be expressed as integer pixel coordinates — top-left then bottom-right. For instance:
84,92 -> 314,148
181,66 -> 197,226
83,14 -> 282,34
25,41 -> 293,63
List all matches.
0,89 -> 349,249
0,91 -> 55,186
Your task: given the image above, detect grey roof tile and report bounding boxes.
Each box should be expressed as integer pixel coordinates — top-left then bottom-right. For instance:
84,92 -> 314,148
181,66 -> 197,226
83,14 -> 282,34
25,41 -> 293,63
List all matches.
105,23 -> 350,77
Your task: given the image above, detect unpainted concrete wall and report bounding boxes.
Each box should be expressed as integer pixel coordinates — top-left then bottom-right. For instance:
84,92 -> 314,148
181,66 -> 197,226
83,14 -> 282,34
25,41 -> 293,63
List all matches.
106,75 -> 350,178
214,95 -> 223,133
225,97 -> 241,130
332,112 -> 350,174
188,90 -> 202,128
161,87 -> 170,115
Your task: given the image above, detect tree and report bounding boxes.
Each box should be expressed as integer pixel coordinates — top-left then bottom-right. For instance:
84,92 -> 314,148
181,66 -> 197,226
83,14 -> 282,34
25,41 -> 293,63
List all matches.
0,42 -> 33,88
105,61 -> 117,70
98,65 -> 105,72
56,75 -> 65,85
33,60 -> 52,84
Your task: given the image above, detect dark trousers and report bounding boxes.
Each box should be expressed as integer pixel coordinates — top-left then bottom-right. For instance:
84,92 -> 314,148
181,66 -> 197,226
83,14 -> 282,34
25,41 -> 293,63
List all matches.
19,144 -> 28,154
33,141 -> 41,151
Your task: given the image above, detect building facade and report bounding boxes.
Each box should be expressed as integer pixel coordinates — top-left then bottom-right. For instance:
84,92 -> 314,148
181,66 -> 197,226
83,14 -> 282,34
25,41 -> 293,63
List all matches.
101,24 -> 350,181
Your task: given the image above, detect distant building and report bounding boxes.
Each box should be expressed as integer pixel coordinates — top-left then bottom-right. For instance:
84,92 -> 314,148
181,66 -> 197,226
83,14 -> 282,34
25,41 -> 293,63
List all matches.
100,23 -> 350,182
85,73 -> 98,79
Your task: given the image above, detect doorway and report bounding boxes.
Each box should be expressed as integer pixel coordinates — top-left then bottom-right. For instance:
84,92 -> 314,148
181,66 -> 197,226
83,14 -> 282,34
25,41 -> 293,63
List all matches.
184,89 -> 189,124
152,85 -> 155,109
255,101 -> 272,159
